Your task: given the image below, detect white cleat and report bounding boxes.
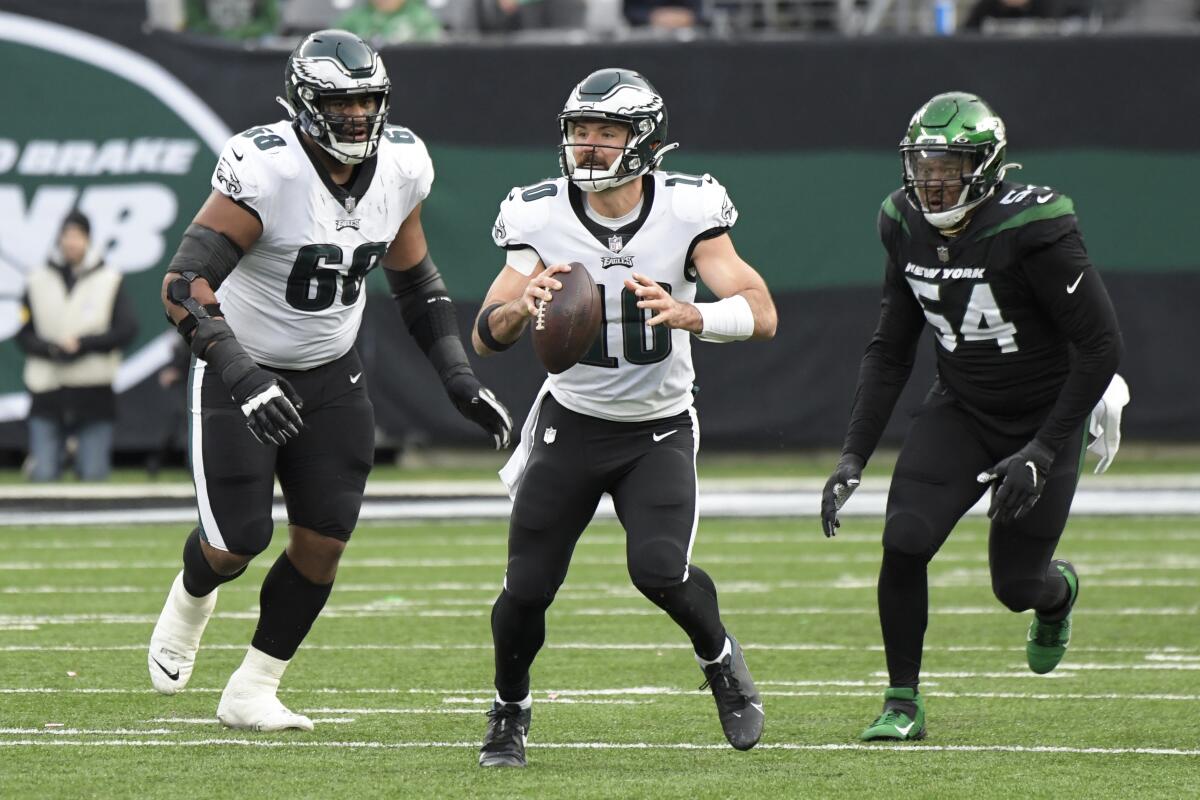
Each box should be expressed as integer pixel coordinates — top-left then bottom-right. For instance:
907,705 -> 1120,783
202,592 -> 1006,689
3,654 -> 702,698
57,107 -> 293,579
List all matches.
216,657 -> 313,732
148,570 -> 217,695
216,674 -> 314,732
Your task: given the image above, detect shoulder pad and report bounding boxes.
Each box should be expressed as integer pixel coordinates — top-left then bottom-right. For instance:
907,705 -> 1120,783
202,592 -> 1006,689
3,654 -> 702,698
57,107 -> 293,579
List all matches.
212,122 -> 300,207
492,178 -> 563,248
379,125 -> 435,199
664,172 -> 737,231
878,190 -> 911,242
981,183 -> 1076,242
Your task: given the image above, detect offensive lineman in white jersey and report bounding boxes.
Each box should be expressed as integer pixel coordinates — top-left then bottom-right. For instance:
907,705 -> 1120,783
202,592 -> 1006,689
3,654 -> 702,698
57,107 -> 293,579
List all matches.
471,68 -> 777,766
146,30 -> 512,730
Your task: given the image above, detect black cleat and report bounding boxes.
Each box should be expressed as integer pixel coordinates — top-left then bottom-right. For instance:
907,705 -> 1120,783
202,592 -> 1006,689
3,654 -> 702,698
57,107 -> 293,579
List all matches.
698,635 -> 764,751
478,701 -> 531,767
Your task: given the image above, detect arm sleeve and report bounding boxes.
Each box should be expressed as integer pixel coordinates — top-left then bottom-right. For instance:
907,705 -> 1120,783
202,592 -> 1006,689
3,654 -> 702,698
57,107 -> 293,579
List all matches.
505,246 -> 541,276
841,254 -> 928,462
78,278 -> 139,354
1022,228 -> 1123,452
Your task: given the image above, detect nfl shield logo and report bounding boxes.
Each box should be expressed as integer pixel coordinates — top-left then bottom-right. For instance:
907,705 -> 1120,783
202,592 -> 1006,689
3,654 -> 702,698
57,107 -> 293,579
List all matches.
344,196 -> 357,214
543,426 -> 557,444
608,234 -> 624,253
937,245 -> 950,263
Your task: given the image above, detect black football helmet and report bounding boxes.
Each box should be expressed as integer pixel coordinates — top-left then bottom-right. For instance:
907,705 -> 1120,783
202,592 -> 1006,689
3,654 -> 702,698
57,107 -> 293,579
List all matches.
558,68 -> 678,192
279,29 -> 390,165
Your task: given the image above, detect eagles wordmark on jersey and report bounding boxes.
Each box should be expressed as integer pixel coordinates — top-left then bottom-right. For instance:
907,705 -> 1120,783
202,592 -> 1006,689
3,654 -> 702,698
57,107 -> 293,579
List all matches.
492,170 -> 737,421
212,120 -> 433,370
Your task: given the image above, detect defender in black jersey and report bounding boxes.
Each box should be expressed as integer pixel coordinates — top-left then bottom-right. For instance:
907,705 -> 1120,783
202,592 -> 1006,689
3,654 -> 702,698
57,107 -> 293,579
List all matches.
819,92 -> 1123,741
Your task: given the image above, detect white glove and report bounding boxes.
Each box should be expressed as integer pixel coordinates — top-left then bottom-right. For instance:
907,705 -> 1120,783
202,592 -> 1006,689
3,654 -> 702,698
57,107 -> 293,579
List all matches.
1087,374 -> 1130,474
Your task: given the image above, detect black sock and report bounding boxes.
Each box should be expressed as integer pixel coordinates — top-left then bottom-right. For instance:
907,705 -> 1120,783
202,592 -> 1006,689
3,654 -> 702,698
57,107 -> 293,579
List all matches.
181,527 -> 245,597
491,589 -> 551,703
250,551 -> 333,661
878,549 -> 929,691
635,565 -> 726,661
1034,564 -> 1071,621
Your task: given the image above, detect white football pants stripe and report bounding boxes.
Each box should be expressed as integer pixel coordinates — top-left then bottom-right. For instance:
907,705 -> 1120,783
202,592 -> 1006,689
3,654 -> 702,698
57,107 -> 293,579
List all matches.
189,358 -> 227,551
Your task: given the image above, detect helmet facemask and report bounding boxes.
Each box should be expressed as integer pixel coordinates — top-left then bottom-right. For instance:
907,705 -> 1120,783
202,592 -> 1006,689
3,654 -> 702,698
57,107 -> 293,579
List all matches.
296,87 -> 389,165
902,146 -> 999,229
560,116 -> 659,193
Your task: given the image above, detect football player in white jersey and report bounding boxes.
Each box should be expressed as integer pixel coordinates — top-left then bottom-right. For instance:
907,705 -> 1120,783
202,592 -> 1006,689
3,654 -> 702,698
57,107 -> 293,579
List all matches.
146,30 -> 512,731
471,68 -> 777,766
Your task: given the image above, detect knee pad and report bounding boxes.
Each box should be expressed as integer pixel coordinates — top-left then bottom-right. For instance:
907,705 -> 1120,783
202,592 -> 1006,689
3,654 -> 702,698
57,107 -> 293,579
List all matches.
497,584 -> 555,613
992,577 -> 1044,613
225,515 -> 274,557
628,536 -> 688,590
882,511 -> 938,559
501,565 -> 561,608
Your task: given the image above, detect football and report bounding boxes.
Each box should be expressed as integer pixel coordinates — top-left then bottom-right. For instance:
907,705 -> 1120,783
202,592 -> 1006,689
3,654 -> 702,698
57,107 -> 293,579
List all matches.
531,262 -> 602,374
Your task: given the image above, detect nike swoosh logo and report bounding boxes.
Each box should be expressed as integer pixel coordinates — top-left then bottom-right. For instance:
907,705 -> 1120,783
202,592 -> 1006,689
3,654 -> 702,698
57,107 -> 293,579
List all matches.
231,148 -> 244,161
152,657 -> 180,681
350,372 -> 362,384
895,721 -> 915,736
1025,461 -> 1038,482
1036,193 -> 1054,203
652,430 -> 679,443
732,711 -> 742,718
1066,273 -> 1084,293
750,702 -> 764,715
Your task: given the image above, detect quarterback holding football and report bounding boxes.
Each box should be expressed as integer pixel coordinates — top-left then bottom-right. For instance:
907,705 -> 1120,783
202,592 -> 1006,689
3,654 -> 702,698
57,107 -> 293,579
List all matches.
471,68 -> 778,766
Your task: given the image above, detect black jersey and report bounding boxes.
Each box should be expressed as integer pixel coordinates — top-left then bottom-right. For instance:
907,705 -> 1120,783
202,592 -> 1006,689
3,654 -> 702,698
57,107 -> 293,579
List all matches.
843,181 -> 1122,459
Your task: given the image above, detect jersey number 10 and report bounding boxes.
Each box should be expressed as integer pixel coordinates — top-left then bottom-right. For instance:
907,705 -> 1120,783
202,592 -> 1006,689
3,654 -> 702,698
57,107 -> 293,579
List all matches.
579,283 -> 673,368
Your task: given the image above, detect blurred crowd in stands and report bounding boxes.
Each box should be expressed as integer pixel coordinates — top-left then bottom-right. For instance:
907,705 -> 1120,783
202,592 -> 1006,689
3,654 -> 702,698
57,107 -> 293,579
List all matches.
144,0 -> 1200,43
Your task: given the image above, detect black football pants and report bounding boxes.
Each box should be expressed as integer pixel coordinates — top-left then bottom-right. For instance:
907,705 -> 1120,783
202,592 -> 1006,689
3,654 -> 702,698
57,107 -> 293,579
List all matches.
490,395 -> 727,702
879,391 -> 1085,690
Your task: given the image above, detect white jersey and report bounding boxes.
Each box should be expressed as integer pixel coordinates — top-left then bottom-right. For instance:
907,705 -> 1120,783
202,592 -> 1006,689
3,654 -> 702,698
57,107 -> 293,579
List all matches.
492,171 -> 737,421
210,120 -> 433,370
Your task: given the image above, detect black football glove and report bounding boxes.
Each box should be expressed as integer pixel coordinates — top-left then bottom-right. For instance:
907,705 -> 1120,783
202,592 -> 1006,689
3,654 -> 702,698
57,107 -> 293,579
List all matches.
976,440 -> 1056,524
235,374 -> 304,446
187,316 -> 304,447
821,453 -> 865,537
446,373 -> 513,450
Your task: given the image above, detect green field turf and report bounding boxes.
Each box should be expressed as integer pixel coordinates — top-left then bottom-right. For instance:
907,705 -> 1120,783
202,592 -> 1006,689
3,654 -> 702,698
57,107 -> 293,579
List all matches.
2,516 -> 1198,798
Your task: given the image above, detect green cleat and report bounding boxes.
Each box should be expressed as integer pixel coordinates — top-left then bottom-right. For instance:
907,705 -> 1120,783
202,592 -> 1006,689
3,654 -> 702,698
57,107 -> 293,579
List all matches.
1027,560 -> 1079,675
860,687 -> 926,741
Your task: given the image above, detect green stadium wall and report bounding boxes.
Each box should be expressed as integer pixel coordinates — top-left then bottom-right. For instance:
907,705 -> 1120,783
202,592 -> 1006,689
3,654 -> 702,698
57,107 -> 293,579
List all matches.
1,2 -> 1196,452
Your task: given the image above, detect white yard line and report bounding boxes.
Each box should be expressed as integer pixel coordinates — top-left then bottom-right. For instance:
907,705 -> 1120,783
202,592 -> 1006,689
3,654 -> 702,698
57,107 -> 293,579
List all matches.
3,605 -> 1195,628
0,738 -> 1195,757
301,708 -> 480,715
5,554 -> 1199,571
1,686 -> 1197,702
1,642 -> 1196,655
145,718 -> 357,725
5,576 -> 1196,595
0,728 -> 175,735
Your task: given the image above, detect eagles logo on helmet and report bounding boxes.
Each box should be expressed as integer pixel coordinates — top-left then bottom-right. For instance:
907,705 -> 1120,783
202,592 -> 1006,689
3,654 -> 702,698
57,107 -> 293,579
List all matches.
278,29 -> 391,165
558,68 -> 680,192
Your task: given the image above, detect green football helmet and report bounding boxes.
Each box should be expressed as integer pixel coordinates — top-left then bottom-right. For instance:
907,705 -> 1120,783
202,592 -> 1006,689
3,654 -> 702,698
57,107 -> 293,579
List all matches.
558,68 -> 679,192
900,92 -> 1011,230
